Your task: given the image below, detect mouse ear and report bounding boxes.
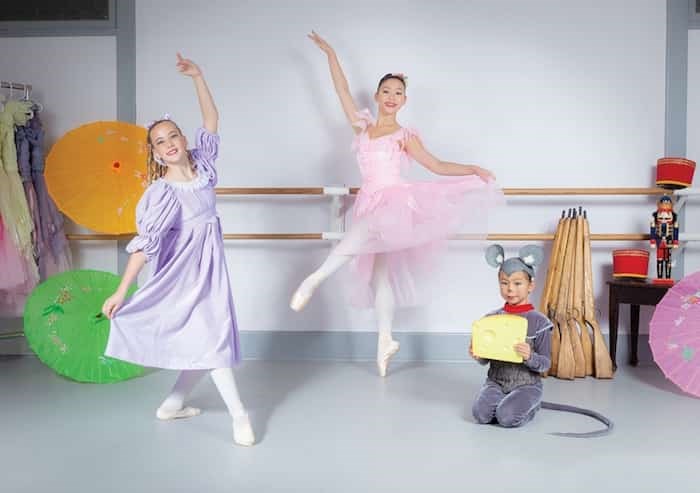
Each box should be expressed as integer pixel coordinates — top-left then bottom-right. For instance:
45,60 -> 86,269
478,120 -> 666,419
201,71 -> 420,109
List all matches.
518,244 -> 544,267
485,244 -> 505,268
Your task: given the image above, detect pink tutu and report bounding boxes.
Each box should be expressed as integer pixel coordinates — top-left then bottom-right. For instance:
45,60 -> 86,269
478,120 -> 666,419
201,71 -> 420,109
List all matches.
335,109 -> 503,307
0,215 -> 36,315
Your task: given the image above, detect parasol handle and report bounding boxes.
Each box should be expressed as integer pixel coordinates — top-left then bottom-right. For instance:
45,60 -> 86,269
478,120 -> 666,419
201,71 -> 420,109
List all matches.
91,313 -> 109,326
42,304 -> 65,316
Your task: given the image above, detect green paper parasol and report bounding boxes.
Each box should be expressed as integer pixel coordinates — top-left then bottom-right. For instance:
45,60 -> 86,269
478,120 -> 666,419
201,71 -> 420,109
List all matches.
23,269 -> 144,383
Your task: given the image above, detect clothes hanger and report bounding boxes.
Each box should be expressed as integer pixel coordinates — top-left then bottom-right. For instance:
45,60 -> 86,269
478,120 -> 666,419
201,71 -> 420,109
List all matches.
21,85 -> 43,113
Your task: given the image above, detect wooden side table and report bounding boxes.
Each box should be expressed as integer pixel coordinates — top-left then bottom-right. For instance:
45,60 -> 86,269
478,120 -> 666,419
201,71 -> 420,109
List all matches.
607,280 -> 671,369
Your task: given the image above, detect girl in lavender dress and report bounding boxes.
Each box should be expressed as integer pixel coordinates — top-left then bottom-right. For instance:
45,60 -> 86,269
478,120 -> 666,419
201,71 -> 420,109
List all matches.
102,54 -> 254,446
290,32 -> 503,377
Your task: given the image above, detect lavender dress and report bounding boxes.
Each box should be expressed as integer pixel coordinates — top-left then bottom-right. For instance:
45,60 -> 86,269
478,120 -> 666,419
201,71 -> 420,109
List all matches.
105,128 -> 240,369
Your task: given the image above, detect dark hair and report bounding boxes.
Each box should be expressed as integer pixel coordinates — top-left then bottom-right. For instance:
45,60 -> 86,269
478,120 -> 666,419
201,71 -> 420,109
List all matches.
376,73 -> 406,92
145,119 -> 192,183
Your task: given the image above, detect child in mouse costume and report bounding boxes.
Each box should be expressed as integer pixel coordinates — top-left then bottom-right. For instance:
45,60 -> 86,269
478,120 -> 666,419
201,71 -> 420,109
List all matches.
470,244 -> 614,437
470,244 -> 552,428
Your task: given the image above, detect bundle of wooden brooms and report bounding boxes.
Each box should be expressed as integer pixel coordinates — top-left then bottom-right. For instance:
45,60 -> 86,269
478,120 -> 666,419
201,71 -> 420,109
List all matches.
539,208 -> 614,379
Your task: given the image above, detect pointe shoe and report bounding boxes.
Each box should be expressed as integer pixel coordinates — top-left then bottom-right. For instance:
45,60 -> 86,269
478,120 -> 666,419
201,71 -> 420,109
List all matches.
289,276 -> 318,312
156,406 -> 201,420
232,413 -> 255,446
377,339 -> 400,377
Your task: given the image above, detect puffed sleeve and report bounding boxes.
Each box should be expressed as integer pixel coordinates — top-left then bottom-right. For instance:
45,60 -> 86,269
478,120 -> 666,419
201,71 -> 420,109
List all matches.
125,181 -> 181,263
351,109 -> 376,152
194,126 -> 219,160
351,108 -> 375,131
190,127 -> 219,187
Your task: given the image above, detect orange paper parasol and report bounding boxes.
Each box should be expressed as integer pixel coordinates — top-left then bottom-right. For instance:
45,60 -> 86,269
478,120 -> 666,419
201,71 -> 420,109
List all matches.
45,121 -> 149,234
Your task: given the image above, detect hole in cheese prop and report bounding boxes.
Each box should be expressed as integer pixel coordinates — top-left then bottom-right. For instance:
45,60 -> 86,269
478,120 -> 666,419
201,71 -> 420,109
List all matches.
471,314 -> 528,363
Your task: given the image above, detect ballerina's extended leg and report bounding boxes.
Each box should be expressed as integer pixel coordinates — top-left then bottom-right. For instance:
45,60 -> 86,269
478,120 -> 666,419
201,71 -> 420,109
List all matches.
373,254 -> 399,377
290,221 -> 371,311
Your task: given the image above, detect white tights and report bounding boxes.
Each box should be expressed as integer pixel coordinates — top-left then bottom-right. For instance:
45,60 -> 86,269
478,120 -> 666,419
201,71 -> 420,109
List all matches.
294,221 -> 398,372
158,368 -> 247,419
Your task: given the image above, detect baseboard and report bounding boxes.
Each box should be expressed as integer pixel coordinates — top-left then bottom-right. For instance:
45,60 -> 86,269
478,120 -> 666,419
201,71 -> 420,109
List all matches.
0,330 -> 654,365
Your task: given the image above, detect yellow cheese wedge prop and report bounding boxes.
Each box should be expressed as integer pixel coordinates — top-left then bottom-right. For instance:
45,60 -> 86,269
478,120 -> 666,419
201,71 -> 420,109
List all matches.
471,314 -> 528,363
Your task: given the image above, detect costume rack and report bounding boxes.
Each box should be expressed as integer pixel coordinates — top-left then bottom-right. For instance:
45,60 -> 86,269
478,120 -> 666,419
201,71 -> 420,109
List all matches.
1,80 -> 33,99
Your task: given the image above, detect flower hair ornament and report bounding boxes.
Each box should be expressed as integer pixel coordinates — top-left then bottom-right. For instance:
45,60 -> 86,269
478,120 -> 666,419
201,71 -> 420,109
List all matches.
485,244 -> 544,279
145,113 -> 172,130
390,72 -> 407,83
378,73 -> 408,88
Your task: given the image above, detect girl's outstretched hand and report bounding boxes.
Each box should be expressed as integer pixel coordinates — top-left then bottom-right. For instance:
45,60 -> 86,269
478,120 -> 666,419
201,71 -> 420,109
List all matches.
472,165 -> 496,182
176,53 -> 202,77
468,340 -> 479,360
102,292 -> 126,319
308,30 -> 335,56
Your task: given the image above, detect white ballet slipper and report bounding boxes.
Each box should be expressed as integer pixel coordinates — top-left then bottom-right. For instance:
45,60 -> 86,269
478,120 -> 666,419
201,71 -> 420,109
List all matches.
155,406 -> 201,420
290,276 -> 319,312
377,339 -> 400,377
232,413 -> 255,446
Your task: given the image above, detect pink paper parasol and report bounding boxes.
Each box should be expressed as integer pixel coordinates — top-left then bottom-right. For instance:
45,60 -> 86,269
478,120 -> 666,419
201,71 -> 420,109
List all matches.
649,271 -> 700,397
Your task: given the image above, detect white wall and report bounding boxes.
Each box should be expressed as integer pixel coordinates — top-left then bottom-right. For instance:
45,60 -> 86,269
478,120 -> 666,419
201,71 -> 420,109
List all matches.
0,36 -> 119,274
134,0 -> 667,334
684,30 -> 700,275
1,1 -> 670,340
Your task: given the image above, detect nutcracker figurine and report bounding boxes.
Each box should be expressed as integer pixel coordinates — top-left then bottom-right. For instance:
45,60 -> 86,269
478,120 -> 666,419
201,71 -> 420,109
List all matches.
650,195 -> 678,285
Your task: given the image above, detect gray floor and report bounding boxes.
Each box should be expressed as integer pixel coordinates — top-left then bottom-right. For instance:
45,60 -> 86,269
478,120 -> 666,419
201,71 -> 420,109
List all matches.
1,356 -> 697,493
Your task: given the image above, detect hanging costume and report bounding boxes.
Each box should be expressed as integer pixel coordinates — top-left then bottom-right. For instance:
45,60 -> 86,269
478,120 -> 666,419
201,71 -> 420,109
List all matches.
0,100 -> 39,314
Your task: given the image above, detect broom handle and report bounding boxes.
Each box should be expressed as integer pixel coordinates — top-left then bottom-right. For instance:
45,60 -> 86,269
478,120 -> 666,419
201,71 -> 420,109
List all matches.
540,212 -> 566,313
562,210 -> 586,377
549,214 -> 573,376
543,213 -> 567,376
555,214 -> 578,379
565,212 -> 586,377
582,213 -> 614,378
550,213 -> 572,316
574,210 -> 594,376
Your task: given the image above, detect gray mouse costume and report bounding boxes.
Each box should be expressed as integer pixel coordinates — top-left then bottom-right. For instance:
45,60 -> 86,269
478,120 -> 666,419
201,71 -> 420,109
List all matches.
472,244 -> 613,437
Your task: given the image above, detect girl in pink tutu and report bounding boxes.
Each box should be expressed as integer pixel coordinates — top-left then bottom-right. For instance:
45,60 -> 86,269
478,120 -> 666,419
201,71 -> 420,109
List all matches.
290,31 -> 503,377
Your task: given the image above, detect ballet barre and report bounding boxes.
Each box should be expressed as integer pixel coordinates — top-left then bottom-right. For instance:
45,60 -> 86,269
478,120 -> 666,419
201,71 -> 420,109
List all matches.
214,186 -> 669,196
62,186 -> 695,242
66,233 -> 700,241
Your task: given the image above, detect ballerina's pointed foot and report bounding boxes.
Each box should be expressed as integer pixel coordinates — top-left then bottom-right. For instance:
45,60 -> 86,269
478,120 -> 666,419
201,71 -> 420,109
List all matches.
156,406 -> 201,420
232,413 -> 256,446
290,275 -> 319,312
377,339 -> 400,377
